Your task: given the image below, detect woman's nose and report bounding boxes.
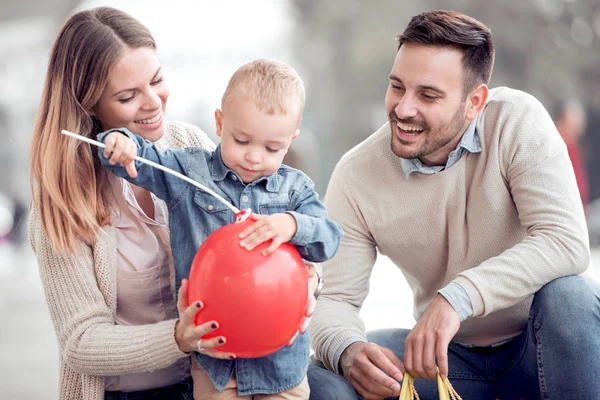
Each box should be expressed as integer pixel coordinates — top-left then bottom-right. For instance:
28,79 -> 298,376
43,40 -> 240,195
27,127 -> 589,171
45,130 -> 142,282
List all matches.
143,89 -> 163,111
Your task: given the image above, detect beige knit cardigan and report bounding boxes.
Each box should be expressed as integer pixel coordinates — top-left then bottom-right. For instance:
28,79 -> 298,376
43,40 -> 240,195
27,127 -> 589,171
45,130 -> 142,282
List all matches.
29,121 -> 215,399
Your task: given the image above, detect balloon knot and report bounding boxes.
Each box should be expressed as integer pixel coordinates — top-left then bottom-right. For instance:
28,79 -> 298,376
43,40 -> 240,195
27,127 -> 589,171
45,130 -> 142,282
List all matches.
235,208 -> 252,223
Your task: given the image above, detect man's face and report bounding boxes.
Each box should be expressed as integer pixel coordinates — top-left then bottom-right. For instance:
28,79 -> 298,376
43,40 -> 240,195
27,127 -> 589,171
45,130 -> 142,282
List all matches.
385,43 -> 471,166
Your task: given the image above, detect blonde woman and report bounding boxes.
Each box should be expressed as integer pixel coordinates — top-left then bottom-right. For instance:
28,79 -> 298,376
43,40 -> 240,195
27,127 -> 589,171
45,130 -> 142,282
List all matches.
29,7 -> 318,400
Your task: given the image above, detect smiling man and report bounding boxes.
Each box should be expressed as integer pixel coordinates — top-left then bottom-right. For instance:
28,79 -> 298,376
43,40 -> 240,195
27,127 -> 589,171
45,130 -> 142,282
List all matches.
308,10 -> 600,400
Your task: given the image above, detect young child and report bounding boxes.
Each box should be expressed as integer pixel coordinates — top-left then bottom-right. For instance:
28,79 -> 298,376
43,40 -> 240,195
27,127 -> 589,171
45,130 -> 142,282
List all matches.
97,59 -> 342,399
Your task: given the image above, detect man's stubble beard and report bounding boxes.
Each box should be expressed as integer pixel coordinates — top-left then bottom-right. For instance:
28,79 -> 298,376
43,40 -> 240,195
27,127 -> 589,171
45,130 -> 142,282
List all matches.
389,102 -> 467,160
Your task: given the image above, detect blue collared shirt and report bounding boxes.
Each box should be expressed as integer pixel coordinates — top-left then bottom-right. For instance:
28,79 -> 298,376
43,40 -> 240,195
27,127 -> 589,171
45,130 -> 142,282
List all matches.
97,128 -> 343,395
401,119 -> 480,322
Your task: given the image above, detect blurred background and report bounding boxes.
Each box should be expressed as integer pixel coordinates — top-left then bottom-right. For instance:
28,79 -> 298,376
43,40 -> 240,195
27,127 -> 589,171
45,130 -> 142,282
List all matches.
1,0 -> 599,398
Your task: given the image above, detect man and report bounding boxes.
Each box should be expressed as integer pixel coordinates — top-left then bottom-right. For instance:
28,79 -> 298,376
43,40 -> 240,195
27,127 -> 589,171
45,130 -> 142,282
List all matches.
308,10 -> 599,400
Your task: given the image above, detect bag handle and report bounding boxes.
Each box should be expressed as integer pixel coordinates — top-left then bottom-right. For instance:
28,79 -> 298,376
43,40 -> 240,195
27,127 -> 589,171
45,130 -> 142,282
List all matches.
399,370 -> 462,400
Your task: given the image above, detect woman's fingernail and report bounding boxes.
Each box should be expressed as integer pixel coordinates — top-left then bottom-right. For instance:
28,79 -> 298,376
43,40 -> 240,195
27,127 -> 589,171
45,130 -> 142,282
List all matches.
196,302 -> 202,308
218,338 -> 225,344
239,241 -> 246,247
211,323 -> 217,329
229,355 -> 235,359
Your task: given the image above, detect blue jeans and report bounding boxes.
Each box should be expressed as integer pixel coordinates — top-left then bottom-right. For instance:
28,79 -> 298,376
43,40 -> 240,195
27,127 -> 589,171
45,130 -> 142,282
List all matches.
308,275 -> 600,399
104,377 -> 193,400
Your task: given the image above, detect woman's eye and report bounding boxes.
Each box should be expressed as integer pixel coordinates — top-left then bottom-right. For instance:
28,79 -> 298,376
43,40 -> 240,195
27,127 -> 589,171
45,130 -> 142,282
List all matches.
118,94 -> 135,103
151,77 -> 164,86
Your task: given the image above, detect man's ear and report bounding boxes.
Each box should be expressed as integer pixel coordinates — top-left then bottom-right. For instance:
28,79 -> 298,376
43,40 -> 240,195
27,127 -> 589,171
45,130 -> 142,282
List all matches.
465,84 -> 489,121
214,109 -> 223,137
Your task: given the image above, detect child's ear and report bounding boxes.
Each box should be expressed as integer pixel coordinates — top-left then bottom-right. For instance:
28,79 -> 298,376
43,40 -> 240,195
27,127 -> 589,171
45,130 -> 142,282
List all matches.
214,109 -> 223,137
291,129 -> 300,141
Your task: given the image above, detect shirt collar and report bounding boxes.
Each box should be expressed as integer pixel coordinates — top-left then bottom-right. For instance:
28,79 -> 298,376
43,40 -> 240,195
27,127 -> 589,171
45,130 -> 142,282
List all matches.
400,119 -> 481,177
210,144 -> 281,192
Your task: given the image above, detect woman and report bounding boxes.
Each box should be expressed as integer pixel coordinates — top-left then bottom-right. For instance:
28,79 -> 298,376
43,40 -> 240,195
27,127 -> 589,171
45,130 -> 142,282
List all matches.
29,7 -> 317,400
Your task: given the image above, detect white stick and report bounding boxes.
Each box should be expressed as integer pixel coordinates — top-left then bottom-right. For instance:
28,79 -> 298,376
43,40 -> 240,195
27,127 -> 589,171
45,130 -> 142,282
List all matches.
61,129 -> 240,215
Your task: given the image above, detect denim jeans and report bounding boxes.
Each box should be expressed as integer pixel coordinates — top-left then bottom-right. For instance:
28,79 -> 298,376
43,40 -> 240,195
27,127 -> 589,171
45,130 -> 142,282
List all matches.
308,275 -> 600,399
104,377 -> 193,400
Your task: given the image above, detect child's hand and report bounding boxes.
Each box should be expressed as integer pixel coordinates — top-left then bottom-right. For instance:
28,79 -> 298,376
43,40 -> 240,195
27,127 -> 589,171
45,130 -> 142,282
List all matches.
238,213 -> 297,255
103,131 -> 138,178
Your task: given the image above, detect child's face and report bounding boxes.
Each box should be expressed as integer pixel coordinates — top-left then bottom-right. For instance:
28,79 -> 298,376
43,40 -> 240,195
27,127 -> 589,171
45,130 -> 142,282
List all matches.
215,95 -> 300,183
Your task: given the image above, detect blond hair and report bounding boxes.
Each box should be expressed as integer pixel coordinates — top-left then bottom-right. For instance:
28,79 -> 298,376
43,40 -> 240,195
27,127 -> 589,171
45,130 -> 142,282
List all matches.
30,7 -> 156,253
221,59 -> 305,118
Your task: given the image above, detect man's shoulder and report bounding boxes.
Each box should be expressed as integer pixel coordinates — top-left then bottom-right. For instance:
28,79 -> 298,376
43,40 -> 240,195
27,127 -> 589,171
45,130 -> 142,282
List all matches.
480,87 -> 562,162
486,86 -> 543,109
335,122 -> 392,173
480,87 -> 554,139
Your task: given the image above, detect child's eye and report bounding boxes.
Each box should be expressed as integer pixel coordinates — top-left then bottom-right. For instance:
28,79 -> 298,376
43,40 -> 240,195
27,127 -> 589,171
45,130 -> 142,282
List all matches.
266,147 -> 280,153
234,138 -> 248,145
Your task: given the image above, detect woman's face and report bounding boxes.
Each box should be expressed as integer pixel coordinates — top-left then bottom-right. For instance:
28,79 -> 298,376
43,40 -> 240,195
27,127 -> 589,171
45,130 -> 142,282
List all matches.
93,46 -> 169,142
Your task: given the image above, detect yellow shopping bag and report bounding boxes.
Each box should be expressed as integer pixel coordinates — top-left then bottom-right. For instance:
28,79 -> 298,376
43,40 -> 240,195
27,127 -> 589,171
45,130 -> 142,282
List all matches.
399,371 -> 462,400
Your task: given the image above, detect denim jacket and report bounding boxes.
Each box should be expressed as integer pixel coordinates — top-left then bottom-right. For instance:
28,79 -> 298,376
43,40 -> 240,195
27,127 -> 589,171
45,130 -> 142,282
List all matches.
97,128 -> 342,395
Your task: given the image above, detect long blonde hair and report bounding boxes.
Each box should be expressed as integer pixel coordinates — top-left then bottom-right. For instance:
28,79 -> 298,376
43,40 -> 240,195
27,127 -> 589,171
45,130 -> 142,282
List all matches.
30,7 -> 156,253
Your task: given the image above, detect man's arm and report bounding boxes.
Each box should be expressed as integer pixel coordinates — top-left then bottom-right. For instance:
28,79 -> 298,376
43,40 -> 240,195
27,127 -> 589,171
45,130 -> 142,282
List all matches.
97,128 -> 195,205
309,163 -> 375,371
309,162 -> 404,398
455,92 -> 590,318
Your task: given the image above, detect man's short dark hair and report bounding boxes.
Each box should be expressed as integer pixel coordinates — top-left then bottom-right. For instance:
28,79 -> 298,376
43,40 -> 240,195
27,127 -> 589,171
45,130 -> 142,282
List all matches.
396,10 -> 495,96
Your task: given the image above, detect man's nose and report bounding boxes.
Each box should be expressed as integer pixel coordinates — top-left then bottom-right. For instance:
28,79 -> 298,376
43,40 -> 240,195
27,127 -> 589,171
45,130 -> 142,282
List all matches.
394,93 -> 418,119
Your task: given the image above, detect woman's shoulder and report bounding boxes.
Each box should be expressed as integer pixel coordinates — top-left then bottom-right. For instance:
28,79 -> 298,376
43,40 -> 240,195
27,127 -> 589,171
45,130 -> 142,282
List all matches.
162,121 -> 216,151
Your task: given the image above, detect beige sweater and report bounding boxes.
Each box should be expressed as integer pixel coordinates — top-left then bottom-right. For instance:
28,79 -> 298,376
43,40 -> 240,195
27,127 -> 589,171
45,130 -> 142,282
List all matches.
310,87 -> 590,373
29,122 -> 215,400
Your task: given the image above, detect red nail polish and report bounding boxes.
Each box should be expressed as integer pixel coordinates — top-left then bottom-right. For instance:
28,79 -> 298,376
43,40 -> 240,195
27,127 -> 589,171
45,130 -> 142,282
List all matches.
211,323 -> 217,329
196,302 -> 202,308
218,338 -> 224,344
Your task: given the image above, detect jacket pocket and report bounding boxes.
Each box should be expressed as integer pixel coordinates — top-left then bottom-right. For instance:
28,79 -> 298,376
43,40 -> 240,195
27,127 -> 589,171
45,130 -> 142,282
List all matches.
258,203 -> 291,215
193,190 -> 231,236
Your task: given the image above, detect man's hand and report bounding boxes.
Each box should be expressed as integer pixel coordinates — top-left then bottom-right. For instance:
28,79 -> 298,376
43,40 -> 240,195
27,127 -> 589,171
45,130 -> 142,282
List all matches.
404,294 -> 460,380
340,342 -> 404,400
238,213 -> 297,255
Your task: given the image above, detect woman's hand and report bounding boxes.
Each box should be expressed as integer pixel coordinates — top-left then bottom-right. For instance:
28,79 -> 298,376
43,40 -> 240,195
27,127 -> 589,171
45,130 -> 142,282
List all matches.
286,262 -> 319,346
103,131 -> 139,178
174,279 -> 236,360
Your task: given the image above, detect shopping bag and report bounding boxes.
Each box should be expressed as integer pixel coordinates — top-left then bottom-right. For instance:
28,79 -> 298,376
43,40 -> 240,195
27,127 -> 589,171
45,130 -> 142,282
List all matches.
399,371 -> 462,400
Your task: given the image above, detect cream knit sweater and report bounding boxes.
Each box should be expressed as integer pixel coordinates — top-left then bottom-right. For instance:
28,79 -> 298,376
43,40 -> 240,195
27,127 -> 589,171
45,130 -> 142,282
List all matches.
29,121 -> 215,399
310,87 -> 590,373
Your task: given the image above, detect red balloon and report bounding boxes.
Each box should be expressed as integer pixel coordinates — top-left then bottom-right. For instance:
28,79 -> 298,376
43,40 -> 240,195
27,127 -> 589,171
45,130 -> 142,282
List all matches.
187,218 -> 309,358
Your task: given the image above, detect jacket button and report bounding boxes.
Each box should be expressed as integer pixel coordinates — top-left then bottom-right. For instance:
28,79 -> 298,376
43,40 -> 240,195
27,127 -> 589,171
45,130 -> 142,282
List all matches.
207,205 -> 214,211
